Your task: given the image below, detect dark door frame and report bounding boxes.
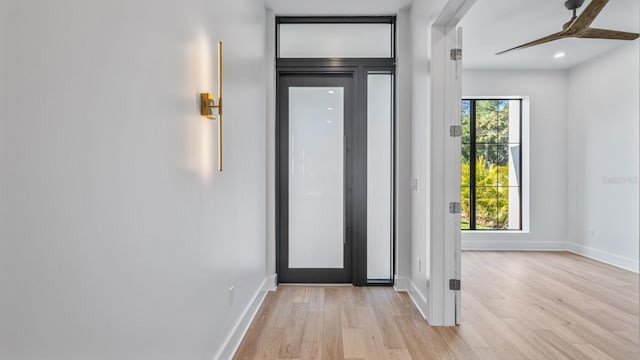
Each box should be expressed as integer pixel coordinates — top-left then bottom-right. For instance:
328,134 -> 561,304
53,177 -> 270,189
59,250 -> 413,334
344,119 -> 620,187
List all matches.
276,72 -> 356,284
276,60 -> 395,286
275,16 -> 396,286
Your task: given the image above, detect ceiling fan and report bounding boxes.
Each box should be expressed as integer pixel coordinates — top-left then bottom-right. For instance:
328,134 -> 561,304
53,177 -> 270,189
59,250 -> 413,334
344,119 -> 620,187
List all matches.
496,0 -> 639,55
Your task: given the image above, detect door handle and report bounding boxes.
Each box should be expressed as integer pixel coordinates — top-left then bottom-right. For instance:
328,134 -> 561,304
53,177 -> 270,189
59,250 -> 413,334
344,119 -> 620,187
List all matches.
345,227 -> 352,245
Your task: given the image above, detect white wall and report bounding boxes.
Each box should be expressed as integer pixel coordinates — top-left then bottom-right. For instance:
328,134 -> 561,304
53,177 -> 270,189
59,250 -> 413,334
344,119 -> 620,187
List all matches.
406,0 -> 433,317
394,6 -> 413,293
462,70 -> 569,250
265,10 -> 277,281
0,1 -> 267,359
405,0 -> 448,319
567,42 -> 640,272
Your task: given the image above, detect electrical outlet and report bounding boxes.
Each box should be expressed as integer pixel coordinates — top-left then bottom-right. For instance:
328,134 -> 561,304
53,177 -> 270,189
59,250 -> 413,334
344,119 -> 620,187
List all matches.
411,178 -> 418,191
418,258 -> 421,272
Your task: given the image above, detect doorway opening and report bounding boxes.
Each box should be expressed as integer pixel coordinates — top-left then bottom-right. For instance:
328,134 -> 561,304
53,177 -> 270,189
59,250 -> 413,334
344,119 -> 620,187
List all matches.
275,17 -> 396,286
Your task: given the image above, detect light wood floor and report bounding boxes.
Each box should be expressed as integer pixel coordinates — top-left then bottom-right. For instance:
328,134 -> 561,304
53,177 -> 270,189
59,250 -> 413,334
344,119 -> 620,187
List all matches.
234,252 -> 639,359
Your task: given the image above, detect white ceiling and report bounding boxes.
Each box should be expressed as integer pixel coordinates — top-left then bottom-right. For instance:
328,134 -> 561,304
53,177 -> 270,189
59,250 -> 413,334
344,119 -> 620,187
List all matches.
265,0 -> 639,69
265,0 -> 414,15
460,0 -> 640,70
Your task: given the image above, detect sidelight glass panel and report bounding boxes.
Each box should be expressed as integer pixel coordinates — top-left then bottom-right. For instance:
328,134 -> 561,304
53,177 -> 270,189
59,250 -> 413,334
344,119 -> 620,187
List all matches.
367,74 -> 393,281
279,23 -> 393,58
289,87 -> 344,269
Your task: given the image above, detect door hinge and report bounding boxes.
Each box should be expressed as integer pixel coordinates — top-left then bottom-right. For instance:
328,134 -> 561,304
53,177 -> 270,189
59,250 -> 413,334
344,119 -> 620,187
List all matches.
449,202 -> 461,214
449,279 -> 461,291
450,48 -> 462,61
449,125 -> 462,137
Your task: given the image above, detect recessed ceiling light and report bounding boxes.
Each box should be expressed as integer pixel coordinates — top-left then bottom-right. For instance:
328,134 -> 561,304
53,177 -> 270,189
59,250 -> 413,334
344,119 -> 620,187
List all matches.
327,107 -> 333,111
328,90 -> 335,94
554,52 -> 566,59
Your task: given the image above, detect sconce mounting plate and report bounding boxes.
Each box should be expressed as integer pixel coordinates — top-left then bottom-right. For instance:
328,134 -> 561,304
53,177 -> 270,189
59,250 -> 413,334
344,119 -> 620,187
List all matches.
200,92 -> 218,119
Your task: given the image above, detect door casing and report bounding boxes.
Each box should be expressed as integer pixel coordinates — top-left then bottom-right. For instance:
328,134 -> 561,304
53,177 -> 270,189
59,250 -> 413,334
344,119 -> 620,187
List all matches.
431,0 -> 477,325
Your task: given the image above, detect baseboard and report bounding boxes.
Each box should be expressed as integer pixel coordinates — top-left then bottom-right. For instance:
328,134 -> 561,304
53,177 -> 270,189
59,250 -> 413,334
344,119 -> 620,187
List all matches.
462,240 -> 565,251
393,276 -> 428,321
215,275 -> 274,360
393,276 -> 409,292
264,273 -> 278,291
407,279 -> 429,321
567,242 -> 639,273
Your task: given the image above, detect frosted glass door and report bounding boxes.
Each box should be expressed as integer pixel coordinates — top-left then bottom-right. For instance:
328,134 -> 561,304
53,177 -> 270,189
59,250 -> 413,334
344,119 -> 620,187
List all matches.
278,74 -> 352,284
288,87 -> 345,268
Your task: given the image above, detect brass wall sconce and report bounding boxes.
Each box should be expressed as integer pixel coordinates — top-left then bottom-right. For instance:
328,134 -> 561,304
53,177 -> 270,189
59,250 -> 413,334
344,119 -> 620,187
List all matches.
200,41 -> 223,172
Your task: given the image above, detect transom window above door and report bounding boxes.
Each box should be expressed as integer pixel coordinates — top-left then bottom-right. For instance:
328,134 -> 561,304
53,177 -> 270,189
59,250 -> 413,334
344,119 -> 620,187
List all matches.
277,17 -> 395,59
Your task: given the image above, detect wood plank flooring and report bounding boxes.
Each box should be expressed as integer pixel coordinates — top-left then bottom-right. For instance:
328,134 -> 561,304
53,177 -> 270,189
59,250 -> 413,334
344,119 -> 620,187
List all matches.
234,252 -> 639,359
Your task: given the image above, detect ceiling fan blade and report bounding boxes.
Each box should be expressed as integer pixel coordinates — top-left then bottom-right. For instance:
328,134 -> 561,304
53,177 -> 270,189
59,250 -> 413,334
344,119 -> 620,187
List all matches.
569,0 -> 608,30
578,27 -> 640,40
496,32 -> 567,55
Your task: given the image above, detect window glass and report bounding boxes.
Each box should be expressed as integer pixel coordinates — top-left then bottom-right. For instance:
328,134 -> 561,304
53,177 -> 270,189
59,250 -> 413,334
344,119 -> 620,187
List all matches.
288,87 -> 345,268
462,99 -> 521,230
367,74 -> 393,281
279,23 -> 392,58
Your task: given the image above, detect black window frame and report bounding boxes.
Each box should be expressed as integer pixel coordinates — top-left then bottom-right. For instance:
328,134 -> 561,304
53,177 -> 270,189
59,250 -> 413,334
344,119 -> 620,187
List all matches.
462,98 -> 523,231
275,16 -> 397,286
